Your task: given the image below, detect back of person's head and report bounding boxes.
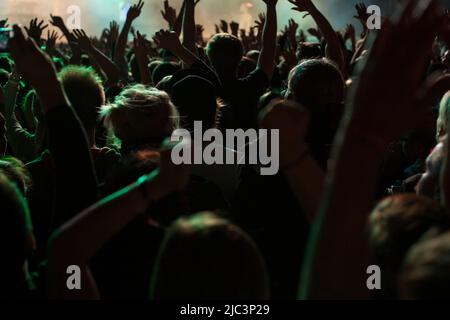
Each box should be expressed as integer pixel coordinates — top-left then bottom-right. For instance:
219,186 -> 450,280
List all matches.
206,33 -> 244,77
436,91 -> 450,141
369,194 -> 448,298
58,65 -> 105,135
171,75 -> 217,131
296,42 -> 322,60
0,173 -> 35,296
238,56 -> 257,78
287,58 -> 344,108
399,231 -> 450,299
150,212 -> 269,299
286,58 -> 344,166
101,85 -> 178,150
0,157 -> 31,195
152,61 -> 181,86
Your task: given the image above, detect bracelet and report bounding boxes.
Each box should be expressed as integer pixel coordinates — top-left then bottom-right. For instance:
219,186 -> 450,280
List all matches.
281,147 -> 310,172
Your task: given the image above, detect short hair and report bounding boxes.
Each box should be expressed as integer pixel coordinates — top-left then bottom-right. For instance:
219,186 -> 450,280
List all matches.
150,212 -> 269,299
296,42 -> 322,60
58,65 -> 105,134
206,33 -> 244,75
101,85 -> 178,148
171,75 -> 217,130
0,173 -> 34,292
369,194 -> 448,270
287,58 -> 344,109
369,194 -> 448,298
0,156 -> 32,195
399,231 -> 450,299
436,91 -> 450,141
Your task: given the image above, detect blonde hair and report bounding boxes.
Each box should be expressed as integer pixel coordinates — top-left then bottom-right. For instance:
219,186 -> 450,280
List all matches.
101,85 -> 179,148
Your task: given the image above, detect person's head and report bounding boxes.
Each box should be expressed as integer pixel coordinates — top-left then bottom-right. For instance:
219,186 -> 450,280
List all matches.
399,231 -> 450,299
369,194 -> 449,298
238,56 -> 257,79
101,85 -> 178,150
286,58 -> 344,108
286,58 -> 345,165
152,61 -> 181,86
206,33 -> 244,77
0,157 -> 31,195
150,212 -> 269,299
171,75 -> 217,131
436,91 -> 450,141
0,172 -> 35,296
58,65 -> 105,143
296,42 -> 322,61
0,113 -> 6,155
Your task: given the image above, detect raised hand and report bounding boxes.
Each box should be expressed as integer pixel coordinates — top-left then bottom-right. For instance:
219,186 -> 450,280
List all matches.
161,0 -> 177,27
288,0 -> 314,18
133,31 -> 148,58
230,21 -> 239,37
72,29 -> 94,53
153,29 -> 181,53
46,30 -> 60,52
25,18 -> 48,44
348,0 -> 449,145
354,2 -> 370,30
127,0 -> 145,21
343,23 -> 355,41
254,13 -> 266,32
220,20 -> 229,33
286,18 -> 299,49
49,14 -> 65,29
106,21 -> 119,45
0,18 -> 8,28
9,25 -> 65,111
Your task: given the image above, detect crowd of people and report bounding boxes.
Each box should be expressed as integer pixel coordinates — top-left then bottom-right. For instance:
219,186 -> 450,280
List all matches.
1,0 -> 450,299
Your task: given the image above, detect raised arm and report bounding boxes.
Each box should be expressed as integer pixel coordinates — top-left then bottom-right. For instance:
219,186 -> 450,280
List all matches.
2,70 -> 37,163
47,140 -> 191,299
72,29 -> 121,86
133,31 -> 152,85
259,99 -> 324,222
182,0 -> 199,54
258,0 -> 278,80
50,14 -> 81,64
153,29 -> 197,67
299,0 -> 447,299
10,24 -> 98,228
114,0 -> 144,76
289,0 -> 345,74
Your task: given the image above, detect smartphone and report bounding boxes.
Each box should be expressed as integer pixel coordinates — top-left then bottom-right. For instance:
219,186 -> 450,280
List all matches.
0,28 -> 12,52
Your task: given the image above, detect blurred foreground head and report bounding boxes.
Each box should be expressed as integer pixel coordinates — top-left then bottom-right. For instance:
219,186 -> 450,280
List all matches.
150,212 -> 269,299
